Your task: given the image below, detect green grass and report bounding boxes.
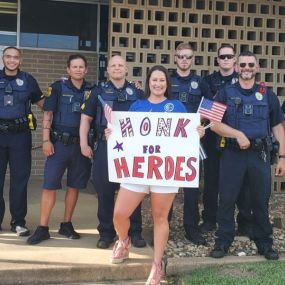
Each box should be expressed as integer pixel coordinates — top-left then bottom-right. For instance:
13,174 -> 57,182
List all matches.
182,261 -> 285,285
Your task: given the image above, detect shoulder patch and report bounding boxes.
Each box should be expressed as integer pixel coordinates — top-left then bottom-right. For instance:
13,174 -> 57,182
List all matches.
46,86 -> 52,97
84,90 -> 91,100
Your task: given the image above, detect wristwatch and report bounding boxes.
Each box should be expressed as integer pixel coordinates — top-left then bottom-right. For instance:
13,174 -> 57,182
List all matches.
279,155 -> 285,159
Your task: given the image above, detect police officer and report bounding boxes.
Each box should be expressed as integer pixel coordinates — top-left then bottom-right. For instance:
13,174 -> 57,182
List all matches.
210,51 -> 285,260
170,43 -> 212,245
201,44 -> 253,236
0,46 -> 44,236
80,55 -> 146,249
27,54 -> 91,245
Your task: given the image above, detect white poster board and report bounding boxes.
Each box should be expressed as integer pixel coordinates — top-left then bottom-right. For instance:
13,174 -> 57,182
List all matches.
107,111 -> 200,188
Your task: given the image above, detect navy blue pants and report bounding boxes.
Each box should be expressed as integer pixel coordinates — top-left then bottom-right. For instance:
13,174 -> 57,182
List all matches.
216,149 -> 272,248
0,131 -> 31,227
202,131 -> 253,226
93,141 -> 142,239
183,187 -> 200,233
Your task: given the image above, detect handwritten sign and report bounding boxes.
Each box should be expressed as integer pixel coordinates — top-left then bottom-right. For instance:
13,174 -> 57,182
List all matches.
108,112 -> 200,188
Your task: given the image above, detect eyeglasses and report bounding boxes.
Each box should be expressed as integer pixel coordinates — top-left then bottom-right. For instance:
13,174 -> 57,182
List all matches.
176,54 -> 194,60
239,62 -> 255,68
218,54 -> 235,60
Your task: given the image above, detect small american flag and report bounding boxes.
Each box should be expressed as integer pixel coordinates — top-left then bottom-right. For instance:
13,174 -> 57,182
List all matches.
98,95 -> 112,124
197,97 -> 227,122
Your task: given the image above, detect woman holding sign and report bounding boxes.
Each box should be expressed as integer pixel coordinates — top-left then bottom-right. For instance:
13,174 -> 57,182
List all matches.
108,66 -> 204,285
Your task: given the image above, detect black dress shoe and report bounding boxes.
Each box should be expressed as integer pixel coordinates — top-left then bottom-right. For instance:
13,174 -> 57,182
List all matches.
185,230 -> 207,245
96,238 -> 113,249
199,222 -> 216,234
210,245 -> 229,258
258,246 -> 279,260
58,222 -> 80,239
131,233 -> 147,248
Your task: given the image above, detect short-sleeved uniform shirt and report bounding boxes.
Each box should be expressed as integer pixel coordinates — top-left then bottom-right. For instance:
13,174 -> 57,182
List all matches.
0,68 -> 43,118
215,82 -> 284,129
44,78 -> 90,136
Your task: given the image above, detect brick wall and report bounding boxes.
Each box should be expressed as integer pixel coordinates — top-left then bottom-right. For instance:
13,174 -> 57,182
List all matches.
20,49 -> 98,177
109,0 -> 285,98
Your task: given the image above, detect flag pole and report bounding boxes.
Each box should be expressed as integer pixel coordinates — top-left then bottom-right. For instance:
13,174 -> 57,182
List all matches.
197,96 -> 204,112
203,122 -> 214,130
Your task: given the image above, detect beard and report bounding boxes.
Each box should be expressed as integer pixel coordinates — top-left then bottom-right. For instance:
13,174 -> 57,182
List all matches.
177,62 -> 191,72
239,70 -> 256,80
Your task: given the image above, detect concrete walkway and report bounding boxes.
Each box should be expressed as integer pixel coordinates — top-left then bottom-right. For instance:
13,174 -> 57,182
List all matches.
0,179 -> 284,285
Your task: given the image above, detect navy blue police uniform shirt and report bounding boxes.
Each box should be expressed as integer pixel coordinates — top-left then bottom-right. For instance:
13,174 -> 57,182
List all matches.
215,82 -> 285,130
281,101 -> 285,115
80,84 -> 100,119
82,80 -> 144,119
170,71 -> 212,113
43,78 -> 91,136
203,71 -> 238,99
0,69 -> 43,118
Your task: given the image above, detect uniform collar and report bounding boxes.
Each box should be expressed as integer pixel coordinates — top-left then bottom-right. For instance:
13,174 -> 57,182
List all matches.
108,79 -> 128,91
66,77 -> 87,92
236,82 -> 258,95
217,71 -> 237,82
2,68 -> 21,80
173,70 -> 193,81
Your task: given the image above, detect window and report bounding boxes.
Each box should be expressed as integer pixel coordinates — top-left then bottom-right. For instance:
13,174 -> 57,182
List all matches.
0,0 -> 17,46
20,0 -> 108,51
99,4 -> 109,52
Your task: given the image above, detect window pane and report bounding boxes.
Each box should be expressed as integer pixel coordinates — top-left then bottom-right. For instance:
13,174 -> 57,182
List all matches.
20,0 -> 100,51
100,5 -> 109,52
0,0 -> 17,46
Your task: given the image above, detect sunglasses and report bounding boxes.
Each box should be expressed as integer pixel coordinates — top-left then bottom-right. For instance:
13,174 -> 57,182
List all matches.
218,54 -> 235,60
239,62 -> 255,68
176,54 -> 193,60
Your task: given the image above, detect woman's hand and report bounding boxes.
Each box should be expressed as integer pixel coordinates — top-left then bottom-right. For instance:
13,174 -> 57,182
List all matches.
104,127 -> 112,140
197,125 -> 205,138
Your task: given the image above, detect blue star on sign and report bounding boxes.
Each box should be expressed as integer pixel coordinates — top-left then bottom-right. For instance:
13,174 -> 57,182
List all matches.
113,141 -> 124,152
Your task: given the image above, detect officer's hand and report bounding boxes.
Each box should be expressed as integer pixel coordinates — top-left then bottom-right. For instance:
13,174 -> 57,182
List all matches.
42,141 -> 54,157
236,132 -> 250,149
275,159 -> 285,176
104,127 -> 112,140
131,80 -> 143,90
197,125 -> 205,138
81,145 -> 93,159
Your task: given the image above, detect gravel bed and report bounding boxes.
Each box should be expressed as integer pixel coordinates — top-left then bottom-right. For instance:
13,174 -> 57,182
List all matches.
142,192 -> 285,258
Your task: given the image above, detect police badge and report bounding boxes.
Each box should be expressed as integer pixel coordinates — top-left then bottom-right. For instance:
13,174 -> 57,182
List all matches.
16,78 -> 24,86
126,87 -> 134,95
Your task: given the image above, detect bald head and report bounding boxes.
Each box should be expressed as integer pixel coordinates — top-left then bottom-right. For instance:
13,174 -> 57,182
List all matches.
107,55 -> 128,83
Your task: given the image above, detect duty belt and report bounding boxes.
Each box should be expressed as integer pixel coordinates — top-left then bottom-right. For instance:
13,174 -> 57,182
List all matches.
224,137 -> 269,151
97,132 -> 107,141
51,131 -> 80,145
0,117 -> 29,133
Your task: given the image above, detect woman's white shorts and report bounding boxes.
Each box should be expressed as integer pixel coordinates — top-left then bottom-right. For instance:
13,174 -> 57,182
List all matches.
120,183 -> 179,194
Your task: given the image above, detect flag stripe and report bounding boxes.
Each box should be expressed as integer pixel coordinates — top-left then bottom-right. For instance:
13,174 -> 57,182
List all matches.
98,95 -> 112,124
197,97 -> 227,122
